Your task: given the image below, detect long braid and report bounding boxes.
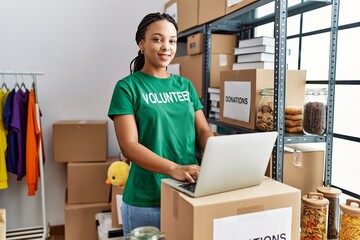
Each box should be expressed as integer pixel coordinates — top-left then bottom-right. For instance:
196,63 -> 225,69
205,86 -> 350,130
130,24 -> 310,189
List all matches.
130,12 -> 178,74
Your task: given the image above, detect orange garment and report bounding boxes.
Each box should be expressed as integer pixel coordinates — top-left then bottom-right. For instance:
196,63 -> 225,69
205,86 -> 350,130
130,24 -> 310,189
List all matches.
26,90 -> 41,196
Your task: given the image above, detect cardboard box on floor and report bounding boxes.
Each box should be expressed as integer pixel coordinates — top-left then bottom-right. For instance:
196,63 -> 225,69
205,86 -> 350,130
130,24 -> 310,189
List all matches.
111,185 -> 124,229
161,178 -> 301,240
171,54 -> 235,98
220,69 -> 306,129
67,157 -> 118,204
53,120 -> 108,162
65,202 -> 111,240
283,144 -> 325,196
187,33 -> 237,56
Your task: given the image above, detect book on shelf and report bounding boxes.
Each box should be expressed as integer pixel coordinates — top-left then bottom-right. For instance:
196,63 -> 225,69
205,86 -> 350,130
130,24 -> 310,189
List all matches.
232,61 -> 274,70
210,106 -> 220,113
209,112 -> 220,120
208,87 -> 220,94
209,93 -> 220,101
236,52 -> 274,63
238,36 -> 275,48
211,100 -> 220,108
234,45 -> 275,55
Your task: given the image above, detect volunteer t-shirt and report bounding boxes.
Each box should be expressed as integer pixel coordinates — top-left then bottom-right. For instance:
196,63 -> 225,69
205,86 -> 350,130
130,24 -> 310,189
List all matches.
108,71 -> 203,207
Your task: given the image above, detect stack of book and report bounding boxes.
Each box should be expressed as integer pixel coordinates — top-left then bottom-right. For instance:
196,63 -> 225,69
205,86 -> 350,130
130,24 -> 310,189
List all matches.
232,36 -> 275,70
208,87 -> 220,119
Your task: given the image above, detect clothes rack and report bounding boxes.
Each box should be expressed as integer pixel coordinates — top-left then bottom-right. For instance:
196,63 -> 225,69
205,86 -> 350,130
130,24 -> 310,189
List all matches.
1,70 -> 49,240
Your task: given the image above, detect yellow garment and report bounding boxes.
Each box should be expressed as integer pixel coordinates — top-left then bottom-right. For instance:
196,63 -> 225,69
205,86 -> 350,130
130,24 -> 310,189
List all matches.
0,90 -> 10,189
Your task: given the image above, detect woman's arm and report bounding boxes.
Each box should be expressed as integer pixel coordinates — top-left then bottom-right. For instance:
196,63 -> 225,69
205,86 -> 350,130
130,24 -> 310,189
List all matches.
113,115 -> 200,182
194,110 -> 214,151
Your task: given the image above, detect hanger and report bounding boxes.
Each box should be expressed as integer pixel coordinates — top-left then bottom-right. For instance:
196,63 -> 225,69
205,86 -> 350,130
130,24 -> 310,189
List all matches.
1,71 -> 8,92
20,71 -> 27,92
14,72 -> 20,90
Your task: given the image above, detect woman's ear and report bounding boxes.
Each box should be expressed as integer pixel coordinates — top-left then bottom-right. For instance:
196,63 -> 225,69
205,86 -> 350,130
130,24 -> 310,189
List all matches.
138,40 -> 145,53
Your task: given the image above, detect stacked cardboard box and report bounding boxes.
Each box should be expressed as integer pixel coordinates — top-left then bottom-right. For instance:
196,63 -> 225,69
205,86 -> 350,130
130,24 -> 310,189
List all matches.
53,120 -> 121,240
164,0 -> 258,32
170,33 -> 237,98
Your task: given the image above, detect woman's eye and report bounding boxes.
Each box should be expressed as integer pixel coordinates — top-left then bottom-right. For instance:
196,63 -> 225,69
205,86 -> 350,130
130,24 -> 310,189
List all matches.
153,38 -> 162,43
170,39 -> 177,44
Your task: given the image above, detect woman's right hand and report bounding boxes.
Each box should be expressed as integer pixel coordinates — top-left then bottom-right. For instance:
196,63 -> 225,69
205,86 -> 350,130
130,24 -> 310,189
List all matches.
169,164 -> 200,183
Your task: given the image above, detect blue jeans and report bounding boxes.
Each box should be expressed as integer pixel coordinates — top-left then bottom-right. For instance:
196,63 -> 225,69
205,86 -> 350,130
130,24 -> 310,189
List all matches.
121,202 -> 160,237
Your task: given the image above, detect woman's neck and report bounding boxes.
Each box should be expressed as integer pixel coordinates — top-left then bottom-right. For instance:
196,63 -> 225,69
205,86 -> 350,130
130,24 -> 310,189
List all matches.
141,66 -> 170,79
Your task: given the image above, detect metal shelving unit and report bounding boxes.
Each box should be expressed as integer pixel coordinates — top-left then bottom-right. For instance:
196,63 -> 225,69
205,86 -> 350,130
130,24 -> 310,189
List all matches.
178,0 -> 336,183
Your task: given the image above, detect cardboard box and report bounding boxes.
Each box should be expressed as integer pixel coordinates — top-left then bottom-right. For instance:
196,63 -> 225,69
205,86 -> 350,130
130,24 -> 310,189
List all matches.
177,0 -> 199,32
171,54 -> 235,98
111,185 -> 124,229
53,120 -> 108,162
161,178 -> 301,240
67,158 -> 117,204
226,0 -> 259,14
283,144 -> 325,196
65,202 -> 111,240
187,33 -> 237,56
220,69 -> 306,129
199,0 -> 226,25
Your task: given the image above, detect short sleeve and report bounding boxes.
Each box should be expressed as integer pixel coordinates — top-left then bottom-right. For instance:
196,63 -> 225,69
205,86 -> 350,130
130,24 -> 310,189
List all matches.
188,80 -> 203,112
108,80 -> 134,120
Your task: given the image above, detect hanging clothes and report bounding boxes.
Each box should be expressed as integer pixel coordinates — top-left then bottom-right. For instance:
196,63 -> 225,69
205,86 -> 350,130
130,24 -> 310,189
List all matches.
3,89 -> 17,175
11,88 -> 29,180
0,89 -> 10,189
26,89 -> 41,196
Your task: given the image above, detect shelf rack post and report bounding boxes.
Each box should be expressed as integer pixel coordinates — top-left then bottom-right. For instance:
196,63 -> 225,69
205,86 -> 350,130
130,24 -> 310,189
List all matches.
272,0 -> 288,182
324,0 -> 339,186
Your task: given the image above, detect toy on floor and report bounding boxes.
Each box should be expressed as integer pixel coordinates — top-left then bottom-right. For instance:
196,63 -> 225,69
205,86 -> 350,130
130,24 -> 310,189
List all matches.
105,161 -> 130,187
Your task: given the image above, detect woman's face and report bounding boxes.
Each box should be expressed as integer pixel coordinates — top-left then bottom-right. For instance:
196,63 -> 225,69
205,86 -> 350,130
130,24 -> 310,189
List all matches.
139,20 -> 177,71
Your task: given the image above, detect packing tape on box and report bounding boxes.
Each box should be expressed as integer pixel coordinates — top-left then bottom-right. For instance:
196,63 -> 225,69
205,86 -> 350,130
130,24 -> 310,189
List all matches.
284,146 -> 304,168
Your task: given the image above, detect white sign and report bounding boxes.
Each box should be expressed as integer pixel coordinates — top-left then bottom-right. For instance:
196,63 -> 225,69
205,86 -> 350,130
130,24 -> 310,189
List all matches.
213,207 -> 292,240
165,2 -> 177,22
227,0 -> 244,8
223,81 -> 251,122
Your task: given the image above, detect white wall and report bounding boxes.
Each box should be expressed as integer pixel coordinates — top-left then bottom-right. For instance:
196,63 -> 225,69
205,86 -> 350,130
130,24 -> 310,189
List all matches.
0,0 -> 168,229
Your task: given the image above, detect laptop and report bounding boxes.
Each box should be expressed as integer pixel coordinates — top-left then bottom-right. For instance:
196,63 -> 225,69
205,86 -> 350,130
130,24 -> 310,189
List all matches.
162,131 -> 278,198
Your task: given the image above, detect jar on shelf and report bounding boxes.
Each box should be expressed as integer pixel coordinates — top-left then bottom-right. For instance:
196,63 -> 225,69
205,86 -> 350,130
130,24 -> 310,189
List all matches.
340,199 -> 360,239
316,186 -> 342,239
126,226 -> 165,240
302,88 -> 327,135
301,192 -> 329,240
256,88 -> 274,131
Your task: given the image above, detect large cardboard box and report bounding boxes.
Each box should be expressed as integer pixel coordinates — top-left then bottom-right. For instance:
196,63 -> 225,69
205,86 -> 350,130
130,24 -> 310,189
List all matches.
67,158 -> 117,204
220,69 -> 306,129
199,0 -> 226,25
111,185 -> 124,228
226,0 -> 259,14
187,33 -> 237,56
177,0 -> 199,32
53,120 -> 108,162
283,144 -> 325,196
161,178 -> 301,240
171,54 -> 235,98
65,202 -> 111,240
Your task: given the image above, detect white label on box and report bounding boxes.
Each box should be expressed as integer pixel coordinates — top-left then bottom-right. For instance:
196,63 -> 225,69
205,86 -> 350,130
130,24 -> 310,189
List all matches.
227,0 -> 244,7
223,81 -> 251,122
167,63 -> 180,76
116,195 -> 123,225
219,54 -> 228,67
165,2 -> 177,22
213,207 -> 292,240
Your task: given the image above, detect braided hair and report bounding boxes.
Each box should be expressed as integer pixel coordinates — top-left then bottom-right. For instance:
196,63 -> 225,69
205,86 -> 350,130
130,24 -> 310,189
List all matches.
130,12 -> 178,73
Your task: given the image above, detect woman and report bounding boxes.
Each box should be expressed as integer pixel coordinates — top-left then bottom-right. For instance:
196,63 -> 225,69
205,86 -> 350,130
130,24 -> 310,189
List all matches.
108,12 -> 213,236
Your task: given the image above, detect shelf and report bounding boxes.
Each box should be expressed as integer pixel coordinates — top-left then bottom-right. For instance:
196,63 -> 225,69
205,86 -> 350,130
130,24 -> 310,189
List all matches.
208,118 -> 326,143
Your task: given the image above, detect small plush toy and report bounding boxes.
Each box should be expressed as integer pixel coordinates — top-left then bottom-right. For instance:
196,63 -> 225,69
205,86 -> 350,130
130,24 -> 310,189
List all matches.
105,161 -> 130,187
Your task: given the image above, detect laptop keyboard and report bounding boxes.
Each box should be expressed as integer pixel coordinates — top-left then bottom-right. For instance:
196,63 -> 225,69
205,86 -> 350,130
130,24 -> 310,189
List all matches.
178,182 -> 197,193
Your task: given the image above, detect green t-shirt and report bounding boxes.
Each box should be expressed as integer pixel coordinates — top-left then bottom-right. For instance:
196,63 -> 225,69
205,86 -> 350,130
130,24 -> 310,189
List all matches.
108,71 -> 203,207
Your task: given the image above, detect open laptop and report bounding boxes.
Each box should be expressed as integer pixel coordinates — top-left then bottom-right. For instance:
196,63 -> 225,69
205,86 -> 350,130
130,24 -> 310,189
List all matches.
162,131 -> 278,198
